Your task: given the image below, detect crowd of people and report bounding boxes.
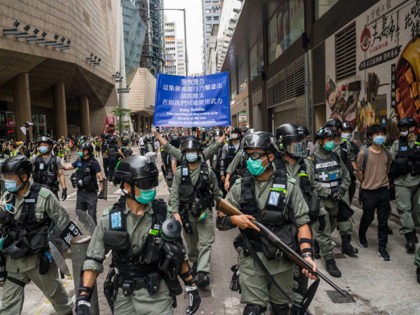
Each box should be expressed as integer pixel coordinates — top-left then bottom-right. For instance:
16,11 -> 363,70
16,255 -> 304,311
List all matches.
0,119 -> 418,314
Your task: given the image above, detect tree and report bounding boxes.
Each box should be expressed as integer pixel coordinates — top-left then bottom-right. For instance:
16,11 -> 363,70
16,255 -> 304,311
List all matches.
111,107 -> 131,134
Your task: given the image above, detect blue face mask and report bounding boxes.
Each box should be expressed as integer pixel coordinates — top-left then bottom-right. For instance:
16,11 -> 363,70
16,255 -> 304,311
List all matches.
246,158 -> 267,176
186,152 -> 198,163
373,135 -> 386,146
78,152 -> 83,158
5,180 -> 19,193
135,189 -> 156,204
38,146 -> 49,154
323,141 -> 335,151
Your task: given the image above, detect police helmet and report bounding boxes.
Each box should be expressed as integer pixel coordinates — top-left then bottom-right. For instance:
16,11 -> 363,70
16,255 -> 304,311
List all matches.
342,122 -> 353,131
315,127 -> 336,140
242,131 -> 277,153
121,147 -> 134,157
81,142 -> 94,154
113,156 -> 158,189
170,135 -> 181,148
180,136 -> 201,153
398,117 -> 416,129
36,136 -> 53,145
275,124 -> 303,145
297,125 -> 310,137
1,155 -> 32,177
325,118 -> 343,131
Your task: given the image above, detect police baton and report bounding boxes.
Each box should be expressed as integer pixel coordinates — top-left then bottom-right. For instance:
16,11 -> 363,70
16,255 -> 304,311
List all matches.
216,199 -> 348,297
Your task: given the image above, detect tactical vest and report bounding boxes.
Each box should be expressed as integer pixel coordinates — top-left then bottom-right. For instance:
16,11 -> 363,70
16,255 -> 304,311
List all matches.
179,160 -> 215,212
339,141 -> 354,173
313,152 -> 342,189
297,159 -> 319,222
2,184 -> 51,259
225,140 -> 239,167
239,159 -> 288,225
104,196 -> 184,296
395,135 -> 420,176
74,158 -> 99,192
32,155 -> 59,190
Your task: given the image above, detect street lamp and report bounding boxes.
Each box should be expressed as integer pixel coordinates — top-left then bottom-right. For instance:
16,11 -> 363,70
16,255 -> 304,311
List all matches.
156,8 -> 188,76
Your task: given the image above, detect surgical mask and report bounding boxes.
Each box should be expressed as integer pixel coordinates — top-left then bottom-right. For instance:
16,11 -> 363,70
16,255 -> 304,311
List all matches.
4,180 -> 19,193
246,158 -> 267,176
186,152 -> 198,163
38,146 -> 49,154
323,141 -> 335,151
373,135 -> 386,146
341,133 -> 351,141
78,152 -> 83,158
400,130 -> 409,137
135,188 -> 156,204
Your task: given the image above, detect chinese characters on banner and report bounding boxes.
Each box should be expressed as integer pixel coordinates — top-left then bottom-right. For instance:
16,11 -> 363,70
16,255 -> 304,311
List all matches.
153,73 -> 231,127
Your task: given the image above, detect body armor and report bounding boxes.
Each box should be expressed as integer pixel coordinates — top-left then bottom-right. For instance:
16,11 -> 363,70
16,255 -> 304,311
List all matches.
313,152 -> 342,189
32,155 -> 59,191
71,158 -> 98,192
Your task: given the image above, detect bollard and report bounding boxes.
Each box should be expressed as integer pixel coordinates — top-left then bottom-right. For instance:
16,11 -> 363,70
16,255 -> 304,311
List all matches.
71,236 -> 99,315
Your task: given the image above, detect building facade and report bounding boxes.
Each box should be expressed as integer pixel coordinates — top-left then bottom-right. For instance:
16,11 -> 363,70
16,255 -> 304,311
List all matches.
164,20 -> 177,75
221,0 -> 419,140
0,0 -> 124,138
202,0 -> 221,73
176,39 -> 186,76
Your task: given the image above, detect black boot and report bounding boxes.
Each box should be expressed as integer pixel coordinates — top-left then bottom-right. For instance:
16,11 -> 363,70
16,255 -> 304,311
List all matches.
325,259 -> 341,278
417,267 -> 420,284
405,232 -> 416,254
197,271 -> 210,288
341,235 -> 358,257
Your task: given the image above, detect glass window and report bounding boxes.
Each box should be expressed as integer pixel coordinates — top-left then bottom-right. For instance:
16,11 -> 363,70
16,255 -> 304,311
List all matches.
315,0 -> 339,20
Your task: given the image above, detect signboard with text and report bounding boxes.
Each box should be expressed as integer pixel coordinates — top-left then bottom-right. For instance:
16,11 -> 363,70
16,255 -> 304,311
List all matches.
153,73 -> 231,127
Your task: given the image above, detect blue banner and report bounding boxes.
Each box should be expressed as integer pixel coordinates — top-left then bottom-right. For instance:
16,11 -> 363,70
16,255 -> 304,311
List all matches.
153,72 -> 231,127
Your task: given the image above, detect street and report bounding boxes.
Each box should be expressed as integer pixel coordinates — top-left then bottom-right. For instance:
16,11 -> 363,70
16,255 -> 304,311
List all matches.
3,147 -> 420,315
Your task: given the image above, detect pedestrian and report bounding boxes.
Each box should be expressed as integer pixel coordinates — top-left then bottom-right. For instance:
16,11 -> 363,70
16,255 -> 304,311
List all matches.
308,127 -> 357,278
224,131 -> 317,314
389,117 -> 420,253
355,124 -> 392,261
169,136 -> 222,288
107,136 -> 120,181
62,142 -> 105,224
32,136 -> 67,201
75,156 -> 200,315
0,155 -> 73,314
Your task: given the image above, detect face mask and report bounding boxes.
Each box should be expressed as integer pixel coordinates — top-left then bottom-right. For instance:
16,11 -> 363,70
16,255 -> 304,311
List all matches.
38,146 -> 49,154
341,133 -> 350,140
78,152 -> 83,158
4,180 -> 19,193
323,141 -> 335,151
246,158 -> 267,176
186,152 -> 198,163
373,135 -> 386,146
400,130 -> 409,137
135,188 -> 156,204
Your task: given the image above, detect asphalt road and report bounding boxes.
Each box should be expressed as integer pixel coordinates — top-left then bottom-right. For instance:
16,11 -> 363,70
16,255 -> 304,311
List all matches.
2,147 -> 419,315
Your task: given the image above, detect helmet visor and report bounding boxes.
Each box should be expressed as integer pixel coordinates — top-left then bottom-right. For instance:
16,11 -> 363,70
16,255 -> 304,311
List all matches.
133,177 -> 158,190
286,141 -> 305,157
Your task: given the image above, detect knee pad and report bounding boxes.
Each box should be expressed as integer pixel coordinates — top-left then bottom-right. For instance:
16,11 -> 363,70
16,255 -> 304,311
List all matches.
243,304 -> 266,315
270,303 -> 290,315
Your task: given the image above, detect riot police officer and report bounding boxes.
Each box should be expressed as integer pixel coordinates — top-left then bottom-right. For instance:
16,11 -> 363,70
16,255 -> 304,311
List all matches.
62,143 -> 104,224
107,136 -> 120,181
308,127 -> 356,278
220,127 -> 242,191
225,131 -> 317,315
276,124 -> 319,311
390,117 -> 420,253
32,136 -> 67,200
0,156 -> 73,314
101,134 -> 110,178
76,156 -> 200,315
169,136 -> 222,288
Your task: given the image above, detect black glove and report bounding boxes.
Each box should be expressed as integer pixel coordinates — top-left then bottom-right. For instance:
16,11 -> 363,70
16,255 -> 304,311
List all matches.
61,188 -> 67,201
76,295 -> 91,315
330,187 -> 345,200
98,190 -> 105,199
229,264 -> 241,292
185,285 -> 201,315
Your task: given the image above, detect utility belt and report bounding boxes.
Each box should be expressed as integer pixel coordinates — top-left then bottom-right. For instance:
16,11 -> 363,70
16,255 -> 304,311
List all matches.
116,270 -> 161,296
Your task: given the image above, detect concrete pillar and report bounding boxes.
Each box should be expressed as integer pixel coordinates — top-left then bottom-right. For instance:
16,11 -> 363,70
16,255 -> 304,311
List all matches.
54,81 -> 68,138
80,95 -> 90,135
14,73 -> 32,141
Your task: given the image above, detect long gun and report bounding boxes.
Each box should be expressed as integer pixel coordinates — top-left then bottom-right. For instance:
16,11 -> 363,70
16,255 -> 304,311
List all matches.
216,198 -> 348,297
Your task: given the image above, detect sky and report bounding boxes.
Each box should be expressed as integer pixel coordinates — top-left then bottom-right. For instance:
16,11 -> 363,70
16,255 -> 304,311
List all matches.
163,0 -> 203,75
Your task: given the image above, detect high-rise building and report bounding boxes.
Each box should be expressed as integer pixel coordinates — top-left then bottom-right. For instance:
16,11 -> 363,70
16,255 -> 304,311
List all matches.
139,0 -> 165,76
202,0 -> 221,73
176,39 -> 186,76
164,21 -> 177,74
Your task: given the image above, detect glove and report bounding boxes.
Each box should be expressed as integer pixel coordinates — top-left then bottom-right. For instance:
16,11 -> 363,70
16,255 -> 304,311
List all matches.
185,285 -> 201,315
61,188 -> 67,201
76,295 -> 91,315
98,190 -> 105,199
330,187 -> 345,200
229,264 -> 241,292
